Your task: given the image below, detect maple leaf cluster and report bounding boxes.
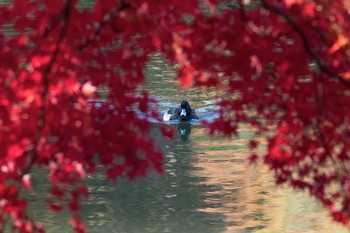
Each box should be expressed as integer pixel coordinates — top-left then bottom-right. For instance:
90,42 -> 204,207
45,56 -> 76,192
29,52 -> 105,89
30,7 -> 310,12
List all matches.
0,0 -> 350,232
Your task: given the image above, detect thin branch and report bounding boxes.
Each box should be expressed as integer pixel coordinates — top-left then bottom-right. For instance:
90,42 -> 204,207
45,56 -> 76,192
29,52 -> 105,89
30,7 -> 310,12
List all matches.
237,0 -> 247,21
38,0 -> 71,140
5,12 -> 64,88
260,0 -> 350,88
78,1 -> 130,51
31,13 -> 64,54
21,0 -> 73,176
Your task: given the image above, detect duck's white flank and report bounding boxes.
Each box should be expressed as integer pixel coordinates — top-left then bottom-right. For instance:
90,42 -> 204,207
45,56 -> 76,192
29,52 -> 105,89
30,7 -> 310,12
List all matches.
163,112 -> 171,121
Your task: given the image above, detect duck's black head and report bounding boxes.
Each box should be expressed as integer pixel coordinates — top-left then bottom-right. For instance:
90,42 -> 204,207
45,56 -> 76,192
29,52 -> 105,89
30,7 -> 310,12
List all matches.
179,100 -> 192,121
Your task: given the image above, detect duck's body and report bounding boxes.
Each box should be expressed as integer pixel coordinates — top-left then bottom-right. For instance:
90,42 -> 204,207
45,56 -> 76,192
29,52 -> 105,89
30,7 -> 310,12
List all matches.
163,100 -> 199,121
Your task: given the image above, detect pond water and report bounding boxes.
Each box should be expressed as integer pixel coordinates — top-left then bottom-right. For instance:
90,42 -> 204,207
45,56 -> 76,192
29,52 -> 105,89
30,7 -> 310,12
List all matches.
23,54 -> 349,233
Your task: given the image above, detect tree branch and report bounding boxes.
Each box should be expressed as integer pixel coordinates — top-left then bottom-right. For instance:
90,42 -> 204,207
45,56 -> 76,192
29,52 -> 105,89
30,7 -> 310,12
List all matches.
21,0 -> 73,176
237,0 -> 247,22
78,1 -> 130,51
260,0 -> 347,195
260,0 -> 350,88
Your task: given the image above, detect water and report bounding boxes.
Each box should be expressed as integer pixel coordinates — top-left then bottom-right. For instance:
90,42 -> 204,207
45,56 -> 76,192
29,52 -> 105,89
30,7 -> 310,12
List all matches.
27,124 -> 347,233
22,54 -> 349,233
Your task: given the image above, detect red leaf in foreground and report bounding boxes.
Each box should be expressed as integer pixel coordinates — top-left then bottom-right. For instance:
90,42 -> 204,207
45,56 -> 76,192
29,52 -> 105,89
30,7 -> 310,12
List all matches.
248,154 -> 258,164
161,126 -> 175,139
249,140 -> 258,149
69,199 -> 80,212
106,164 -> 125,181
22,174 -> 32,190
48,201 -> 63,213
178,66 -> 195,88
50,186 -> 66,199
7,144 -> 24,159
332,211 -> 348,225
69,216 -> 87,233
81,81 -> 96,97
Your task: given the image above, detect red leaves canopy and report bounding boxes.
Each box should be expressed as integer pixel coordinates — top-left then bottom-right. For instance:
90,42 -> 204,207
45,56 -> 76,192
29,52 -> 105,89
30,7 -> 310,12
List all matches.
1,0 -> 350,232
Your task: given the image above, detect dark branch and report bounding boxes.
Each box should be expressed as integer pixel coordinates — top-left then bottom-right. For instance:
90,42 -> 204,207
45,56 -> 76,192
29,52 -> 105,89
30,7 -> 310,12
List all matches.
78,1 -> 131,51
237,0 -> 247,22
260,0 -> 346,188
21,0 -> 72,176
39,0 -> 71,138
260,0 -> 350,88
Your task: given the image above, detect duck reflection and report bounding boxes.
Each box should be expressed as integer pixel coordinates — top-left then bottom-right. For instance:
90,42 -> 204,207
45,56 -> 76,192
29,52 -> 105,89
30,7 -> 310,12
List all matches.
177,121 -> 192,141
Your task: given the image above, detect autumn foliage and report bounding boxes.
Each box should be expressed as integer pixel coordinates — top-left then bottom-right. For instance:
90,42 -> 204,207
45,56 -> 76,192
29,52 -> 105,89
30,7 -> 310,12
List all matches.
1,0 -> 350,232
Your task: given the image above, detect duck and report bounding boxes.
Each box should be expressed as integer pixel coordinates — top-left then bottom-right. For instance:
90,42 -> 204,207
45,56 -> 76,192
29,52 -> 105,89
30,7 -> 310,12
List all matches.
163,100 -> 199,121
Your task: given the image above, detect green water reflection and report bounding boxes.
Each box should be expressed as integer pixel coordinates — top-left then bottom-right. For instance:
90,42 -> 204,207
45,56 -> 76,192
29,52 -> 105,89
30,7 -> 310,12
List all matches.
26,123 -> 348,233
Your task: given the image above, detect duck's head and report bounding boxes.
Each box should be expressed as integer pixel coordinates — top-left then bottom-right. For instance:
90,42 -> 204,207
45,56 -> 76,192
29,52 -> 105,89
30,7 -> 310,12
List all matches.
179,100 -> 192,121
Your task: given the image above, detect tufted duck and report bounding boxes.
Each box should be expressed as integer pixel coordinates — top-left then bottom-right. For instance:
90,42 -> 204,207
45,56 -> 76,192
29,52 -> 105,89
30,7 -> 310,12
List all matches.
163,100 -> 199,121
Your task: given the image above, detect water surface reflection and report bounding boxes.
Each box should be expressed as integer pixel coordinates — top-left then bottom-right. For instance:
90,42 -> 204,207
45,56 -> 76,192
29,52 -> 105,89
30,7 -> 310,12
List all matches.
26,123 -> 348,233
24,54 -> 349,233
